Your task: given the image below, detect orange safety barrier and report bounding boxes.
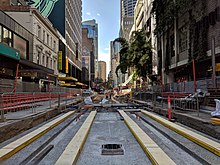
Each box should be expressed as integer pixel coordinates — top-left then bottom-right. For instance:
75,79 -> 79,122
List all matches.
1,93 -> 77,112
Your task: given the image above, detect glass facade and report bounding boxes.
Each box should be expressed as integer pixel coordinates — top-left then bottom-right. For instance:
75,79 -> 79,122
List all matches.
0,25 -> 28,60
82,25 -> 97,39
121,0 -> 137,17
13,34 -> 27,59
3,27 -> 12,46
0,10 -> 34,62
82,20 -> 98,78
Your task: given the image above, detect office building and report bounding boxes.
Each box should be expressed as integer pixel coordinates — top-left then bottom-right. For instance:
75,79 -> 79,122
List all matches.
120,0 -> 137,40
82,20 -> 98,80
98,61 -> 106,82
82,28 -> 94,87
30,0 -> 83,81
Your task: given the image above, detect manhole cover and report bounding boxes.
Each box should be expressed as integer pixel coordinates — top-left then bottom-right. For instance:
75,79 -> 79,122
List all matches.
101,144 -> 124,155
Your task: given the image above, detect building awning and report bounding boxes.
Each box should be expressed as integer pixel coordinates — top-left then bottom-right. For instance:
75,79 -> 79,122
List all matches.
20,59 -> 54,74
75,82 -> 87,86
58,76 -> 78,81
0,43 -> 20,61
59,83 -> 76,87
19,69 -> 57,81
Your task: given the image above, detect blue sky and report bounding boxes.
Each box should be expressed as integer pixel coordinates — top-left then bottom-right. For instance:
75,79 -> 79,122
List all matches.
82,0 -> 120,75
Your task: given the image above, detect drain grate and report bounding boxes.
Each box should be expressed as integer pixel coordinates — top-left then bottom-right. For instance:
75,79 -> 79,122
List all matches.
101,144 -> 124,155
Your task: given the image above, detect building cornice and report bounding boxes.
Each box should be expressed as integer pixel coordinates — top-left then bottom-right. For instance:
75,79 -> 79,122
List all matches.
31,9 -> 59,38
0,6 -> 59,38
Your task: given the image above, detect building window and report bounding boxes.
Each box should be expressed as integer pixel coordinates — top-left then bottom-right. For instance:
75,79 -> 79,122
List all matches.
37,52 -> 40,64
42,55 -> 45,65
50,36 -> 52,47
37,25 -> 41,39
179,26 -> 188,53
76,43 -> 78,59
54,60 -> 56,70
43,30 -> 45,43
53,40 -> 56,51
47,34 -> 49,45
13,34 -> 27,59
3,27 -> 12,46
50,59 -> 53,68
46,56 -> 49,67
170,35 -> 175,57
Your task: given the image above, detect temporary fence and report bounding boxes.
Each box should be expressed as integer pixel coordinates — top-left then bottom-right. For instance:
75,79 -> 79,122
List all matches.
0,78 -> 87,121
150,76 -> 220,93
0,90 -> 82,122
132,91 -> 201,114
0,79 -> 82,94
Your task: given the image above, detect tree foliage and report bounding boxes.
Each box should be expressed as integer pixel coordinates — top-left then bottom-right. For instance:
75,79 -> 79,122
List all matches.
152,0 -> 207,64
152,0 -> 196,34
113,29 -> 152,79
113,37 -> 130,76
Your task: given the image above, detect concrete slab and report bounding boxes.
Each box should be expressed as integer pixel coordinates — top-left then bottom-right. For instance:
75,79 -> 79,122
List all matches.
0,98 -> 82,143
129,98 -> 220,139
76,112 -> 151,165
142,110 -> 220,157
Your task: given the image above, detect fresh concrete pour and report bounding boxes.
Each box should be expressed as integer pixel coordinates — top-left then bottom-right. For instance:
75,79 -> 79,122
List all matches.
76,112 -> 151,165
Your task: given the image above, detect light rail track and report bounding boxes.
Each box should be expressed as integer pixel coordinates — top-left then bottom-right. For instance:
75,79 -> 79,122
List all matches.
0,97 -> 219,165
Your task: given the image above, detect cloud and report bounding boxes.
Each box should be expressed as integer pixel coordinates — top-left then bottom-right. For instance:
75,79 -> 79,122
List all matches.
97,13 -> 101,16
104,47 -> 110,51
86,12 -> 91,15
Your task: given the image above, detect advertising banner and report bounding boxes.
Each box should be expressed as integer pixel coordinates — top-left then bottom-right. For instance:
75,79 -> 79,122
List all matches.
66,57 -> 69,73
58,51 -> 62,70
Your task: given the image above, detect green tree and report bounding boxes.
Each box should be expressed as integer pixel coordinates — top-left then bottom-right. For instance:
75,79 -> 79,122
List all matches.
113,37 -> 130,76
114,29 -> 152,79
152,0 -> 196,34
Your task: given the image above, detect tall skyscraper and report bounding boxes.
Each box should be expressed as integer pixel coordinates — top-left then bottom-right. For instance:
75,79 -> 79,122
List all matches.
120,0 -> 137,40
82,20 -> 98,80
82,28 -> 94,88
121,0 -> 137,18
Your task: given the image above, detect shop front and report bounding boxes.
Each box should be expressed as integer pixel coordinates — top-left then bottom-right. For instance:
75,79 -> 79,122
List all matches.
0,43 -> 20,79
